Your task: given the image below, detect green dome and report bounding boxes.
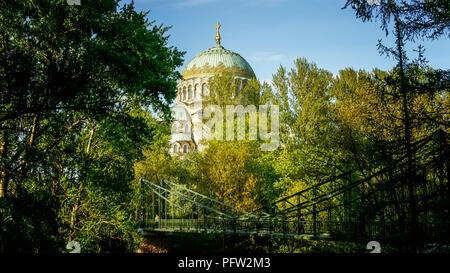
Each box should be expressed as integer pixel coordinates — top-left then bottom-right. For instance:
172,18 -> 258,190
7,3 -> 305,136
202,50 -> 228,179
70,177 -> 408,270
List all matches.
182,44 -> 255,80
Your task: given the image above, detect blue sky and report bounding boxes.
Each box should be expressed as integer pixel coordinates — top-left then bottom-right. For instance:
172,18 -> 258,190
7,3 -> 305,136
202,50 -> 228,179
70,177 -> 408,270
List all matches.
127,0 -> 449,83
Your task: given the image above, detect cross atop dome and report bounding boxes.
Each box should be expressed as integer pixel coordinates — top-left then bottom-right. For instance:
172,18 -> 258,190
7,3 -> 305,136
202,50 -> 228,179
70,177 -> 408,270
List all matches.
215,21 -> 221,45
181,23 -> 256,79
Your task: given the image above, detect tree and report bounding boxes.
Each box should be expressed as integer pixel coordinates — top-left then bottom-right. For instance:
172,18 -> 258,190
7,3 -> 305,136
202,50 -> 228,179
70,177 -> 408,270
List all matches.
343,0 -> 450,249
331,66 -> 449,238
270,58 -> 339,194
192,141 -> 261,211
0,0 -> 184,252
272,58 -> 333,147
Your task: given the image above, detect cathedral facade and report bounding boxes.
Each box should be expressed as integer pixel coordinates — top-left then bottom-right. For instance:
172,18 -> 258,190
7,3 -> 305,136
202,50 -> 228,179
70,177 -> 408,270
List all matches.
170,23 -> 256,157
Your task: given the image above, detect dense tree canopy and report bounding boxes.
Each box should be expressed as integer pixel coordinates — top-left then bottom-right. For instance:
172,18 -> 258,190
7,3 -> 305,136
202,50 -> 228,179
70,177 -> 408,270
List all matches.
0,0 -> 183,252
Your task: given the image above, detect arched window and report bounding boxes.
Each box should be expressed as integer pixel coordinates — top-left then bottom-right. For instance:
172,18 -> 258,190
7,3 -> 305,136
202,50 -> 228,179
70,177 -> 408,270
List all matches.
172,123 -> 178,133
185,124 -> 189,133
188,85 -> 193,100
194,84 -> 199,98
183,86 -> 187,101
173,144 -> 179,153
202,83 -> 208,97
183,144 -> 188,153
242,79 -> 248,89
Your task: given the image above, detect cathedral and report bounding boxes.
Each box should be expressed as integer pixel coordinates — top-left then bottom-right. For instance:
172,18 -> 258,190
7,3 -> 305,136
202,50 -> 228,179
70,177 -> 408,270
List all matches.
170,22 -> 256,157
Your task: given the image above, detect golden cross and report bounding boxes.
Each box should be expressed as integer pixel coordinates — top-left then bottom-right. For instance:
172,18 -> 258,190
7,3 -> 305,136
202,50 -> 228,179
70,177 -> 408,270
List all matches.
215,21 -> 221,44
216,21 -> 221,32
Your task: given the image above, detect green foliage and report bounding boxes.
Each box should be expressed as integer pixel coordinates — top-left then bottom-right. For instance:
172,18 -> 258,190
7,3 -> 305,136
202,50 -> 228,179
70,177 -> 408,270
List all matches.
273,58 -> 333,147
275,239 -> 367,253
0,190 -> 63,253
0,0 -> 183,253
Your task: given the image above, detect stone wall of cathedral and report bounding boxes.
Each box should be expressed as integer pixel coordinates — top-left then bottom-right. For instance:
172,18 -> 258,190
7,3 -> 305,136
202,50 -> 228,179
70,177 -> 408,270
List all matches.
174,76 -> 211,153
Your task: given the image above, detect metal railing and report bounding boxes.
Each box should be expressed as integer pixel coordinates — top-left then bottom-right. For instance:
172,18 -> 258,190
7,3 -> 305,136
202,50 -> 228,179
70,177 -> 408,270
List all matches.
138,130 -> 449,242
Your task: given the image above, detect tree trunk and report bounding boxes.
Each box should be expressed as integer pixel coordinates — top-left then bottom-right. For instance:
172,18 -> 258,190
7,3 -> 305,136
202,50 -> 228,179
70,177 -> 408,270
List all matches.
19,115 -> 39,184
395,16 -> 418,251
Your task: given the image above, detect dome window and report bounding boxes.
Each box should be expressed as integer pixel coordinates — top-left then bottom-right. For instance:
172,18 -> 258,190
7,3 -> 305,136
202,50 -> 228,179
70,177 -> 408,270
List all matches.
242,79 -> 248,88
202,83 -> 208,97
188,85 -> 193,100
183,144 -> 188,154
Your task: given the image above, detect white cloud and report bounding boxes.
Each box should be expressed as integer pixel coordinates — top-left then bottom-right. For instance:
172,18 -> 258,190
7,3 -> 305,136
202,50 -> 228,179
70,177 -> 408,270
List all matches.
268,54 -> 284,61
250,51 -> 286,63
